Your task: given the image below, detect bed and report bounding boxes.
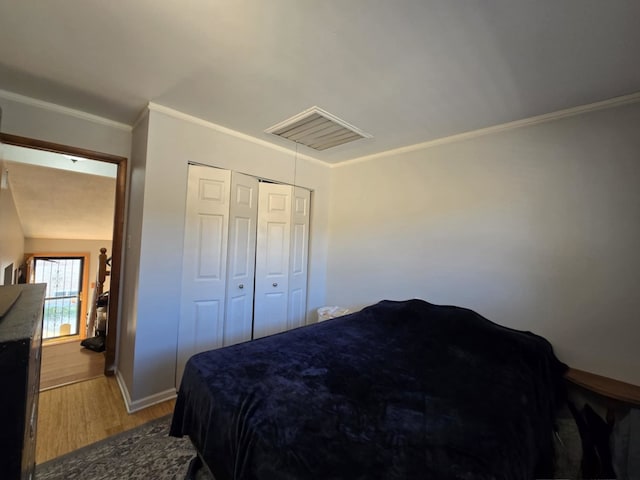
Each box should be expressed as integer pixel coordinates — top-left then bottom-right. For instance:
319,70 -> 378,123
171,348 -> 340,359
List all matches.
170,299 -> 568,480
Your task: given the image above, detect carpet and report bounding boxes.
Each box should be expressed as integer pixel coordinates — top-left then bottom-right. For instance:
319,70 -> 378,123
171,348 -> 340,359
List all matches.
34,410 -> 585,480
36,415 -> 214,480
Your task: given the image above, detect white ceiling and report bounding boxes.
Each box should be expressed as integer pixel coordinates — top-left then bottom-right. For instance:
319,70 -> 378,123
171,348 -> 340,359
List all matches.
0,1 -> 639,164
2,146 -> 116,240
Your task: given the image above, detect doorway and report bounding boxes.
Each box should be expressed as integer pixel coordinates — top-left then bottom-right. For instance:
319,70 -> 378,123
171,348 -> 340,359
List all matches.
0,132 -> 127,376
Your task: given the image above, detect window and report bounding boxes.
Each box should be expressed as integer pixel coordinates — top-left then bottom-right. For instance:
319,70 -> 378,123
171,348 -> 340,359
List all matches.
34,257 -> 84,339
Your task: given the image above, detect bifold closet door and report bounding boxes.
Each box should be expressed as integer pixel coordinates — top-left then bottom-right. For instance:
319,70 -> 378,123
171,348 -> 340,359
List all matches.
177,165 -> 231,386
253,183 -> 292,339
177,166 -> 311,385
223,171 -> 258,346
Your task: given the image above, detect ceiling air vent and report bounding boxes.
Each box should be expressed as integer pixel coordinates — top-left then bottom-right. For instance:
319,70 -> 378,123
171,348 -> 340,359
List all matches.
265,106 -> 372,151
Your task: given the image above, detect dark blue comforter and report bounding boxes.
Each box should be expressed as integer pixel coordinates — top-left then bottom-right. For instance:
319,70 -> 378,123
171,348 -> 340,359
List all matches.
170,299 -> 567,480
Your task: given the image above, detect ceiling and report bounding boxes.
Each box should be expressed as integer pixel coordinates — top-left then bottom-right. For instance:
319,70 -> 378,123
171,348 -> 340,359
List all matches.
0,1 -> 639,164
1,145 -> 116,240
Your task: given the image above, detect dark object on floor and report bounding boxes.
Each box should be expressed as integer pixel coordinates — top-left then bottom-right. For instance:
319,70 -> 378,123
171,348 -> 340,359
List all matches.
80,335 -> 105,352
171,298 -> 568,480
569,401 -> 616,478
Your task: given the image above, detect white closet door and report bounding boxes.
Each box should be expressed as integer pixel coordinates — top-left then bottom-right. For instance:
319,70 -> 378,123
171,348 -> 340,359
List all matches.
253,183 -> 292,339
177,165 -> 231,387
288,187 -> 311,329
223,171 -> 258,346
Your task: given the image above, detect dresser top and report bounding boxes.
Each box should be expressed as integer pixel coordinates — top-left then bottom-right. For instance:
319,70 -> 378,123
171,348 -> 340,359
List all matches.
0,284 -> 46,342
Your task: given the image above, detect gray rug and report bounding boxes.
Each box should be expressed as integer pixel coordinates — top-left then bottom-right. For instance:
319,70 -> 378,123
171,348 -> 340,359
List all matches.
36,415 -> 214,480
35,409 -> 587,479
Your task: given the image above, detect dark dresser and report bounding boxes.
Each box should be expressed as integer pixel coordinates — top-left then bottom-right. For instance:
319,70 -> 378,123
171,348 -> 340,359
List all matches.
0,284 -> 45,480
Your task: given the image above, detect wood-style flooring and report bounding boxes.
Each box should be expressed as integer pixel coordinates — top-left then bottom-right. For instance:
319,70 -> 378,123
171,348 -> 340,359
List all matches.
40,339 -> 104,391
36,375 -> 176,464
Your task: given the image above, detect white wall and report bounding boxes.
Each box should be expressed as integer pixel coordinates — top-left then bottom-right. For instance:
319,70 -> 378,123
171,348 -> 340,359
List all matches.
117,112 -> 148,401
328,101 -> 640,386
0,158 -> 25,282
0,92 -> 131,158
120,107 -> 331,406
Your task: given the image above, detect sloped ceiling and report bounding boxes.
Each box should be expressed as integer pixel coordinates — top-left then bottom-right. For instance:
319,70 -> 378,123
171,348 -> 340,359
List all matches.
0,1 -> 639,164
2,153 -> 115,240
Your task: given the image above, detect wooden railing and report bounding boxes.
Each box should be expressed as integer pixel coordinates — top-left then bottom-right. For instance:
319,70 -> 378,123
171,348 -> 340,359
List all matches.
86,248 -> 110,339
97,248 -> 110,298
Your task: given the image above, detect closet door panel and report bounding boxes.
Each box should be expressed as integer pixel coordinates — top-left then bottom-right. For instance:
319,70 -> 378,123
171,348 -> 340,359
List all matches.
254,183 -> 291,339
193,300 -> 224,352
178,165 -> 231,387
288,288 -> 305,329
224,172 -> 258,346
288,187 -> 311,329
259,291 -> 288,335
197,215 -> 225,277
265,222 -> 289,274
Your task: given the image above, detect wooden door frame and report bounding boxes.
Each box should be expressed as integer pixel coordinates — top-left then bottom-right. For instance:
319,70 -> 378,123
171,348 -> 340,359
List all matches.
0,132 -> 126,376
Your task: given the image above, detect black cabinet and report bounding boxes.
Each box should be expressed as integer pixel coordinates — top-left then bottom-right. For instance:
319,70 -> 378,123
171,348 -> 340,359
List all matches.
0,284 -> 45,480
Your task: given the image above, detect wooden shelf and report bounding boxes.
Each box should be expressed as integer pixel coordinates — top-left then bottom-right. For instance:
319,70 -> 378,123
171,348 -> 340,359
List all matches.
566,368 -> 640,407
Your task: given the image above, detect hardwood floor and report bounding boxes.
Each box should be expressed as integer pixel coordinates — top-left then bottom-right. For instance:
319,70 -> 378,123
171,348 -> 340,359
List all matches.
40,339 -> 104,391
36,375 -> 176,464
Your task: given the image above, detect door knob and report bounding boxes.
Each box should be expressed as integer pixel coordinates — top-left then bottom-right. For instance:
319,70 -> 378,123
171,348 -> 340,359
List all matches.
272,282 -> 278,287
238,283 -> 244,289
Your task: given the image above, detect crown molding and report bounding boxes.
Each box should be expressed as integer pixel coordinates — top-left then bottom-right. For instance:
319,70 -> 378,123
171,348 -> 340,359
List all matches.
132,106 -> 150,130
334,91 -> 640,168
0,89 -> 132,132
147,102 -> 328,168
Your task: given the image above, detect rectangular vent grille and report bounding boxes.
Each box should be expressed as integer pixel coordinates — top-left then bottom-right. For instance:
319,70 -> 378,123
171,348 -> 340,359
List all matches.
265,106 -> 371,151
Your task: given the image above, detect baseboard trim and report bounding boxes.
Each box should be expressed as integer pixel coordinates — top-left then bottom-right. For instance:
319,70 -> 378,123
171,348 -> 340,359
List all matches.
115,370 -> 177,414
